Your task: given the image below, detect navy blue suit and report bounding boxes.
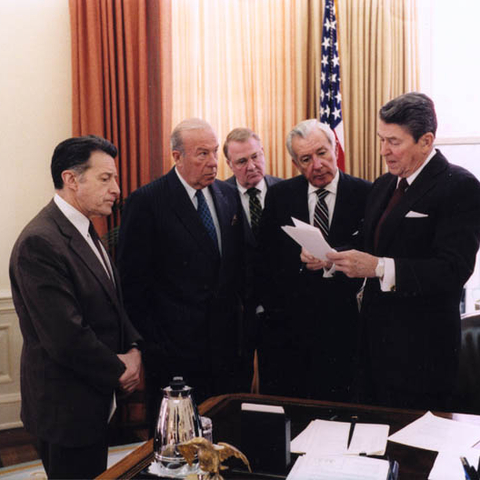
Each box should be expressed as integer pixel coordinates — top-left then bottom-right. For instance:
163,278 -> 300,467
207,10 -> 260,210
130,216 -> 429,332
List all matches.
117,169 -> 248,411
225,174 -> 283,352
360,150 -> 480,409
258,172 -> 371,400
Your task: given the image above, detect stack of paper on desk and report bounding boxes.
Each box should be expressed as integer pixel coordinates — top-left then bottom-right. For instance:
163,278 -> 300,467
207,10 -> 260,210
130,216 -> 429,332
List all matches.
291,419 -> 389,456
286,454 -> 391,480
281,217 -> 334,261
388,411 -> 480,452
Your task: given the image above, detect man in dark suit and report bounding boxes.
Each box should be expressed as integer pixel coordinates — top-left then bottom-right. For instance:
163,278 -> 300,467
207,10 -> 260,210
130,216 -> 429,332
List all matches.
9,136 -> 143,479
327,93 -> 480,410
224,128 -> 282,240
258,119 -> 371,401
223,128 -> 282,380
117,119 -> 249,431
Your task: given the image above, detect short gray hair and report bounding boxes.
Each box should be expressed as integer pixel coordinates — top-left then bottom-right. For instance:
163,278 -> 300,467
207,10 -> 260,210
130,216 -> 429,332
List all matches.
171,118 -> 215,154
286,119 -> 336,159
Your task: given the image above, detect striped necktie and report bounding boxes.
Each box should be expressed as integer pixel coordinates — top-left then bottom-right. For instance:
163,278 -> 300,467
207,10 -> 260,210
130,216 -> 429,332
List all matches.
247,187 -> 262,236
314,189 -> 329,239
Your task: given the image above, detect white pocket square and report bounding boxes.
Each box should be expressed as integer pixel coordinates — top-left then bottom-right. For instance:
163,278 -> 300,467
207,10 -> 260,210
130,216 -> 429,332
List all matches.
405,210 -> 428,218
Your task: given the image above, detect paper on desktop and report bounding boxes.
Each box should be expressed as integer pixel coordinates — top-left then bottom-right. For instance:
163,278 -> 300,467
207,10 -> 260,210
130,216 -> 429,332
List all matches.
281,217 -> 334,261
429,448 -> 480,480
286,453 -> 390,480
388,411 -> 480,452
291,419 -> 389,456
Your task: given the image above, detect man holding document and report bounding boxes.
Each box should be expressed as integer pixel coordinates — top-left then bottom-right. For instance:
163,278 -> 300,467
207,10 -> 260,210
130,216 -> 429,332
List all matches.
257,119 -> 371,400
312,93 -> 480,410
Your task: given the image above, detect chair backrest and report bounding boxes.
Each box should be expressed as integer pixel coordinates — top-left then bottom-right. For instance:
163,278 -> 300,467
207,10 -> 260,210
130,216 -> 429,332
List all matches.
452,312 -> 480,414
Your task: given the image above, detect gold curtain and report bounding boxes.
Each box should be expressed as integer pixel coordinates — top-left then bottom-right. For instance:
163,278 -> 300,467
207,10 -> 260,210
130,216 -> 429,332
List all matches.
171,0 -> 418,182
171,0 -> 308,180
336,0 -> 419,180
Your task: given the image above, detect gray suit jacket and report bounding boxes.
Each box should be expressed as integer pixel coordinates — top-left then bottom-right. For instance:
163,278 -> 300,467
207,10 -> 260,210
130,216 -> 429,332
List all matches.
9,200 -> 141,447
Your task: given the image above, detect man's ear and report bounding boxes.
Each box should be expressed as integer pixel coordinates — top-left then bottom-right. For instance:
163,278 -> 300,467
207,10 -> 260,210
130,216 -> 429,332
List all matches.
420,132 -> 435,150
172,150 -> 181,164
61,170 -> 79,191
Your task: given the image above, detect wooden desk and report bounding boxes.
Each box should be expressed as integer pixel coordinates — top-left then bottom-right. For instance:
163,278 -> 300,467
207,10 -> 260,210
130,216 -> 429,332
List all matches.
98,393 -> 480,479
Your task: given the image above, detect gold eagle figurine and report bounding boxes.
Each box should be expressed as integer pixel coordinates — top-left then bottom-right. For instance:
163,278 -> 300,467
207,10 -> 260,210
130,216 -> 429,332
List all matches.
177,437 -> 251,480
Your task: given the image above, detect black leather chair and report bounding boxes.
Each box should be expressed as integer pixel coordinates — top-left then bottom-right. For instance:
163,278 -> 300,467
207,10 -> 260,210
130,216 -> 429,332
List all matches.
452,311 -> 480,414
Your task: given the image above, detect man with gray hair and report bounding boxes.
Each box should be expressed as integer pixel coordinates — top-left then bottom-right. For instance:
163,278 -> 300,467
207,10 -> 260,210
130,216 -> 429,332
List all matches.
117,118 -> 249,432
257,119 -> 371,400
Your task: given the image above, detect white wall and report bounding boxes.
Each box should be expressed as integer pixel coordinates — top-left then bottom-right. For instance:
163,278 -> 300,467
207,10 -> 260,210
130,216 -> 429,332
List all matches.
0,0 -> 72,428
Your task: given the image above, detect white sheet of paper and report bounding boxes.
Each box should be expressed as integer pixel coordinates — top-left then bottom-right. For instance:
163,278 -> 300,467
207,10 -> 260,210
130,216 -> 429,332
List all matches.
286,454 -> 390,480
291,419 -> 389,456
429,448 -> 480,480
281,217 -> 334,261
388,411 -> 480,452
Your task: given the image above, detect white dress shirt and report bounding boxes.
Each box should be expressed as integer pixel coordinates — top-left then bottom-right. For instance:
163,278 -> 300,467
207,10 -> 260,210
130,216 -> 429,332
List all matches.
236,177 -> 267,227
175,167 -> 222,254
54,194 -> 114,280
307,169 -> 339,226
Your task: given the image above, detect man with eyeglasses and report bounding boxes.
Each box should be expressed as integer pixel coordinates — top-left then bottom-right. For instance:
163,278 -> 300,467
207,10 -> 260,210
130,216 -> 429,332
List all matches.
224,128 -> 282,388
257,119 -> 371,401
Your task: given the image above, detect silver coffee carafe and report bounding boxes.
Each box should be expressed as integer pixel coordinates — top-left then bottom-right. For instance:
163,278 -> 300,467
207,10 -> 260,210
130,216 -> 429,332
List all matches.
153,377 -> 202,477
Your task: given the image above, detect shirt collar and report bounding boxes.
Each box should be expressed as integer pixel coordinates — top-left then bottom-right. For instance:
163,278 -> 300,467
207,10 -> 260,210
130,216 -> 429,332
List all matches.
307,168 -> 340,196
54,193 -> 90,238
237,177 -> 266,196
175,166 -> 202,200
402,149 -> 436,186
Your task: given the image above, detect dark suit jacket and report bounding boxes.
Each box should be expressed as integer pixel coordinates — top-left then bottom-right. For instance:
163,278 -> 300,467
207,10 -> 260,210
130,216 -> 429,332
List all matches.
117,168 -> 247,399
225,174 -> 283,349
9,200 -> 141,447
225,174 -> 283,248
361,150 -> 480,399
258,172 -> 371,399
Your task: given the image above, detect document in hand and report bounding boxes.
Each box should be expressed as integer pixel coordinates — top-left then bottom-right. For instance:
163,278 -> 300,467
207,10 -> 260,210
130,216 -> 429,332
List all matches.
286,454 -> 391,480
291,419 -> 389,456
388,411 -> 480,452
281,217 -> 334,261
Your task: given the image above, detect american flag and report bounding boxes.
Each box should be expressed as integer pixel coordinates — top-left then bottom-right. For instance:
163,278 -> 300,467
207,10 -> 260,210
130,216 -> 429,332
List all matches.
320,0 -> 345,171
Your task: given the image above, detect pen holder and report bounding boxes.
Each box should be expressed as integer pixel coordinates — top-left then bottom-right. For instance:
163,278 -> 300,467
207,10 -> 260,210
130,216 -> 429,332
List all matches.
240,403 -> 291,474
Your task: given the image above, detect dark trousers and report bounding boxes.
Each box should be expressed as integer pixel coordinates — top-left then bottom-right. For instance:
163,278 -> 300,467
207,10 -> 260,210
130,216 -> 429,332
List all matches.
38,436 -> 108,479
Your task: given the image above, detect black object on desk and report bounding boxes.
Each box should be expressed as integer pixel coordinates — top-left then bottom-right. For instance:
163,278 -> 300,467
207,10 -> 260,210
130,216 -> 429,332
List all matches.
240,403 -> 291,474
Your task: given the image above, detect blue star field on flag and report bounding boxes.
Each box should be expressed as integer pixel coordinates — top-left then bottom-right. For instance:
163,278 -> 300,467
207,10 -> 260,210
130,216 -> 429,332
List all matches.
320,0 -> 345,170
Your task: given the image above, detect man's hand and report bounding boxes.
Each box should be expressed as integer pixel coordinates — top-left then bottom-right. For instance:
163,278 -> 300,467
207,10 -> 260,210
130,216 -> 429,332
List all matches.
300,248 -> 333,271
117,348 -> 142,394
327,249 -> 378,278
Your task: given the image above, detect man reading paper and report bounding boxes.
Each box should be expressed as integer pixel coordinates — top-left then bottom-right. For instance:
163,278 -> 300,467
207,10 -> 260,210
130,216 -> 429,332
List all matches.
257,119 -> 371,401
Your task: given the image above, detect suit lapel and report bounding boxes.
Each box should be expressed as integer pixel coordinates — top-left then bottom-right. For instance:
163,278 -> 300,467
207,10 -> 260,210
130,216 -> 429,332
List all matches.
210,181 -> 230,257
48,202 -> 122,309
167,169 -> 220,259
291,176 -> 310,224
375,152 -> 448,252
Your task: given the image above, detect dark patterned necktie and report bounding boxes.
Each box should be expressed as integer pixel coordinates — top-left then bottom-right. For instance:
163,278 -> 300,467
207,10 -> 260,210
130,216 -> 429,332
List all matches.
247,187 -> 262,236
196,189 -> 219,248
374,177 -> 409,251
88,222 -> 113,282
314,189 -> 329,239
